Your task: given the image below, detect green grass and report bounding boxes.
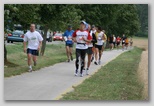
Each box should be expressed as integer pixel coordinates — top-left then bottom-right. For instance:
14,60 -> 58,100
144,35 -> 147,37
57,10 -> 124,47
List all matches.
133,36 -> 148,40
61,47 -> 144,100
4,43 -> 75,77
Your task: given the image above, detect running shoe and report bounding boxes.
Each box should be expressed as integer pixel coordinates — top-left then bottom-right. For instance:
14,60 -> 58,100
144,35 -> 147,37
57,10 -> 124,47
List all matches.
28,68 -> 32,72
86,68 -> 89,75
98,60 -> 101,65
94,61 -> 98,65
68,59 -> 70,62
91,56 -> 94,62
75,70 -> 78,76
80,73 -> 84,77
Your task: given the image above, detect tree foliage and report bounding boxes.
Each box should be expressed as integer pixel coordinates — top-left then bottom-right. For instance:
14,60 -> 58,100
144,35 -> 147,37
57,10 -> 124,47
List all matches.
4,4 -> 147,57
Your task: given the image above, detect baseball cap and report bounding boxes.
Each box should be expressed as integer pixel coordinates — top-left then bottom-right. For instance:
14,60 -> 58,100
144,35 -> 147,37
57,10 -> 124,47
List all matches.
92,25 -> 95,28
80,21 -> 87,25
68,25 -> 72,28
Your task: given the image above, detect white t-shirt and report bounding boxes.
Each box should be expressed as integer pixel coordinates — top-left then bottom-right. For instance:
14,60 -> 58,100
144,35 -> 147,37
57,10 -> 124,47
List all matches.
113,37 -> 116,42
24,31 -> 43,50
96,31 -> 104,46
73,30 -> 91,50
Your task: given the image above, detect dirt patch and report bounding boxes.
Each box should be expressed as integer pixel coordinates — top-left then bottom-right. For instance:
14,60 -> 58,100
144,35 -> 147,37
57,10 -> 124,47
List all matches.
133,38 -> 148,50
133,38 -> 148,100
137,50 -> 148,100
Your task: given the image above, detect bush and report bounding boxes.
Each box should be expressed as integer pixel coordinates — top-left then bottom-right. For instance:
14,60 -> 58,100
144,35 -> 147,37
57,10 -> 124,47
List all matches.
135,31 -> 148,37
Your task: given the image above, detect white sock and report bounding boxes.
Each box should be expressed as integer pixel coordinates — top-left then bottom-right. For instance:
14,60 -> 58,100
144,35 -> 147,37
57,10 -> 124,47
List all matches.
29,65 -> 32,69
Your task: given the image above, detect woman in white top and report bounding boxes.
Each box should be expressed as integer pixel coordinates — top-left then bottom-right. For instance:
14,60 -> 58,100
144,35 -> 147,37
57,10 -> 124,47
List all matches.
94,26 -> 104,65
113,34 -> 116,48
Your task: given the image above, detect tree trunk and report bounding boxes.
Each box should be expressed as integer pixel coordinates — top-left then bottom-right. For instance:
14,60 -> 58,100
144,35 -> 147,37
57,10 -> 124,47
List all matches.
40,26 -> 48,56
4,43 -> 7,62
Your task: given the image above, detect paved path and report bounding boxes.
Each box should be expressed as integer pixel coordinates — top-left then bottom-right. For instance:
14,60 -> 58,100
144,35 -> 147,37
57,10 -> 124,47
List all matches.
4,48 -> 131,100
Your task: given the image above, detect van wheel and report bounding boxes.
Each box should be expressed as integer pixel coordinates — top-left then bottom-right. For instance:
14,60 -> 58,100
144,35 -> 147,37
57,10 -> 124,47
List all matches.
11,41 -> 13,43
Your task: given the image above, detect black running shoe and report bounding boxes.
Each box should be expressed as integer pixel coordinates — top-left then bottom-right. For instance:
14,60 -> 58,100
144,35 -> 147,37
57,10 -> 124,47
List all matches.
91,56 -> 94,62
94,61 -> 98,65
68,59 -> 70,62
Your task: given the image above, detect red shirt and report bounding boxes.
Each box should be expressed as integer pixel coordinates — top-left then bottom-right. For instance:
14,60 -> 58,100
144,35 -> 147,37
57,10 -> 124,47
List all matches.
116,37 -> 121,42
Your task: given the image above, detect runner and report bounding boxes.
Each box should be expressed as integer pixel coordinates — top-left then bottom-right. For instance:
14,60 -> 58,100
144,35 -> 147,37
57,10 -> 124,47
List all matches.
72,21 -> 92,77
121,34 -> 126,50
23,24 -> 43,72
90,25 -> 97,62
108,35 -> 114,50
125,37 -> 129,50
113,34 -> 116,48
102,30 -> 107,53
116,36 -> 121,50
63,25 -> 74,62
130,37 -> 133,48
85,24 -> 93,75
94,26 -> 104,65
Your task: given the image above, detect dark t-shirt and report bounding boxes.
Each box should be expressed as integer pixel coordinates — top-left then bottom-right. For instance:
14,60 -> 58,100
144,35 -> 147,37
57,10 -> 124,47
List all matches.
122,36 -> 126,43
109,36 -> 113,42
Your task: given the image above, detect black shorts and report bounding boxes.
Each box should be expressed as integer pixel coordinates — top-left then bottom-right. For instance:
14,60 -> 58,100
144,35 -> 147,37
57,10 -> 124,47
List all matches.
87,47 -> 93,55
95,45 -> 103,51
66,43 -> 73,47
27,48 -> 39,56
109,41 -> 113,44
117,42 -> 120,45
125,43 -> 128,45
122,42 -> 125,45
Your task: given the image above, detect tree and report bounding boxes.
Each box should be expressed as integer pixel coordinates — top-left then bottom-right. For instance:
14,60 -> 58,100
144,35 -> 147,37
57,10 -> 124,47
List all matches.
4,4 -> 18,63
136,4 -> 148,36
38,4 -> 82,56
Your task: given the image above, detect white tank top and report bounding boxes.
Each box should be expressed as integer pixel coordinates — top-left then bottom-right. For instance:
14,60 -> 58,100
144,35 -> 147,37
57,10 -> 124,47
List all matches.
96,31 -> 104,45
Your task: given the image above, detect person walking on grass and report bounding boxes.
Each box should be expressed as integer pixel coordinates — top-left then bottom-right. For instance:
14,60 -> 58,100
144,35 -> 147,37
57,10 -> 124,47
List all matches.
121,34 -> 126,51
102,30 -> 107,53
94,26 -> 104,65
72,21 -> 92,77
63,25 -> 74,62
23,24 -> 43,72
116,36 -> 121,50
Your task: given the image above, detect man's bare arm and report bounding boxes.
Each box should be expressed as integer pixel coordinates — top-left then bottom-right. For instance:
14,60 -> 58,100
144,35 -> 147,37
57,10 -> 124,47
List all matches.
23,42 -> 27,53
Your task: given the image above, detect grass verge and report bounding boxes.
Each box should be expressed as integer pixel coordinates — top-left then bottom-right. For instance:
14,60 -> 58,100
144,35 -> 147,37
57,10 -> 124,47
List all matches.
4,43 -> 75,77
61,47 -> 144,100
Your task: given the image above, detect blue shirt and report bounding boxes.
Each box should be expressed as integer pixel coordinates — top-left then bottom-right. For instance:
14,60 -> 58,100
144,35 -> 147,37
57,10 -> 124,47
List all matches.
63,30 -> 74,44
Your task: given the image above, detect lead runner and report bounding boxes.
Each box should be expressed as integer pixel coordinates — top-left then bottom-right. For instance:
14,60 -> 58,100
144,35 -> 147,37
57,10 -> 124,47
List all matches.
72,21 -> 92,77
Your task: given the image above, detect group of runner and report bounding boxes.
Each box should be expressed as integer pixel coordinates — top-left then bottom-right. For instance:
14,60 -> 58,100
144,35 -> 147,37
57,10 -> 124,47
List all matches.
108,34 -> 133,50
23,22 -> 133,77
63,21 -> 107,77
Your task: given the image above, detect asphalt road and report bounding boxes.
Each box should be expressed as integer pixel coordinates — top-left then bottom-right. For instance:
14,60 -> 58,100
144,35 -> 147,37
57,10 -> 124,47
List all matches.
4,48 -> 131,100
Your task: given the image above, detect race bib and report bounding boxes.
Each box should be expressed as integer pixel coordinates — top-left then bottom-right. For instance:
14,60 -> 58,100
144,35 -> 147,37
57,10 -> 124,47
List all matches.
79,36 -> 83,41
98,37 -> 102,40
68,35 -> 72,41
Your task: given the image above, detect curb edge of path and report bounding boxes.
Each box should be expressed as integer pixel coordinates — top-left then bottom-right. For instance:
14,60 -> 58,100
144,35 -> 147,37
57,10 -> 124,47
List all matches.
54,50 -> 126,100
